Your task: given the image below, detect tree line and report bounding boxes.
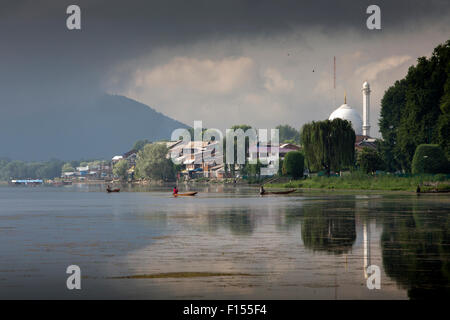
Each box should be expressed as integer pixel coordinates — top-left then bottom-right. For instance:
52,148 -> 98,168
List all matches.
0,158 -> 113,181
378,39 -> 450,173
0,159 -> 64,180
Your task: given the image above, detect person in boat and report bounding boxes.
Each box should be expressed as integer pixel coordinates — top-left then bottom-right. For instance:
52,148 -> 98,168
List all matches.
173,186 -> 178,195
107,184 -> 111,191
259,185 -> 265,195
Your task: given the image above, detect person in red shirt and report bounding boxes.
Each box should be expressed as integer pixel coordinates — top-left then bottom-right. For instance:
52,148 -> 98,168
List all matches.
173,186 -> 178,194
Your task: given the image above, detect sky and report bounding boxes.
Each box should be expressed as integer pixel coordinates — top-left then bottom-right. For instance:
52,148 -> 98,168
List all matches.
1,0 -> 450,138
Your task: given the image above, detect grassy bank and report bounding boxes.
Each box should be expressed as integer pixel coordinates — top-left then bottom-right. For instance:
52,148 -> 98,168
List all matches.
266,173 -> 450,192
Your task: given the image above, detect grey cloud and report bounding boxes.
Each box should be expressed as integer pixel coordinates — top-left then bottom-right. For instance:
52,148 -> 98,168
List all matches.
0,0 -> 449,155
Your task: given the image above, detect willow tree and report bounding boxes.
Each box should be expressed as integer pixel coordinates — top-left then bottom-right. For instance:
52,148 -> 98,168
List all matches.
301,118 -> 355,175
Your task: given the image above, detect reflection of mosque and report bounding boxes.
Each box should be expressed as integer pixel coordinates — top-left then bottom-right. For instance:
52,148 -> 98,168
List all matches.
299,200 -> 366,299
277,196 -> 450,298
301,203 -> 357,255
363,220 -> 371,279
355,197 -> 377,281
201,195 -> 449,299
299,198 -> 376,286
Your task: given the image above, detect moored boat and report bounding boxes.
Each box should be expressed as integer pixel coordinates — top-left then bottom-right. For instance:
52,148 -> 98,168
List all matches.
260,189 -> 296,195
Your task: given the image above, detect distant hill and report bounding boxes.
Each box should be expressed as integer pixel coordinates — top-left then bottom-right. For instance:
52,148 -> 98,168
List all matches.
0,94 -> 188,161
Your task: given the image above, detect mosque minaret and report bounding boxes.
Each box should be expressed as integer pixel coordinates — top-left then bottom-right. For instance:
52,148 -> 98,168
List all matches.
362,81 -> 371,137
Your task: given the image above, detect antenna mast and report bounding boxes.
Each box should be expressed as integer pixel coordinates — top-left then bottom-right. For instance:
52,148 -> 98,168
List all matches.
333,56 -> 336,108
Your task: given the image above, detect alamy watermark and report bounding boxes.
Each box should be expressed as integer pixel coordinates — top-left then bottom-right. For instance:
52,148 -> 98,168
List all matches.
66,5 -> 380,31
366,5 -> 381,30
66,265 -> 81,290
366,265 -> 381,290
66,5 -> 81,30
170,121 -> 279,176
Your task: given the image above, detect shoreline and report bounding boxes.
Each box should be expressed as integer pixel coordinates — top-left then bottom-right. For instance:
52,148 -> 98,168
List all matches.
266,186 -> 450,195
3,177 -> 449,194
265,175 -> 450,193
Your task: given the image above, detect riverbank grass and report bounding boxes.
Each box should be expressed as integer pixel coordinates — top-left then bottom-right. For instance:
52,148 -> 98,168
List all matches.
266,173 -> 450,192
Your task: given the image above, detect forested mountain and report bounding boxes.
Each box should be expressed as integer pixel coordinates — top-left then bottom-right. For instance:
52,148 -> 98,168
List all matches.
0,94 -> 187,161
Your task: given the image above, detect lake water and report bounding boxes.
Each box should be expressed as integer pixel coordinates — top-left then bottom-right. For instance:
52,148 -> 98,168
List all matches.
0,184 -> 449,299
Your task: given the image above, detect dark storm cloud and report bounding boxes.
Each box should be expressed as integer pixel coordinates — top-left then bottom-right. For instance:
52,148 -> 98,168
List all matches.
0,0 -> 449,121
2,0 -> 449,63
1,1 -> 448,74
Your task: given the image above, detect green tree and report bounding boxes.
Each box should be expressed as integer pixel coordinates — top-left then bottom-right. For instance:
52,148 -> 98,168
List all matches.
301,118 -> 355,176
69,160 -> 81,168
356,147 -> 385,174
62,163 -> 75,172
379,40 -> 450,172
230,124 -> 253,160
276,124 -> 300,144
38,159 -> 64,179
0,159 -> 64,180
437,78 -> 450,158
411,144 -> 449,174
113,159 -> 129,181
378,79 -> 407,171
132,139 -> 151,151
187,127 -> 208,138
437,113 -> 450,159
231,124 -> 252,132
223,124 -> 253,177
282,151 -> 304,178
242,160 -> 262,178
135,143 -> 176,181
278,157 -> 284,176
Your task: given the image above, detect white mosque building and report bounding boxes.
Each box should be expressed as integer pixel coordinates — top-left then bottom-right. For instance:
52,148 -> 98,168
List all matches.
329,81 -> 372,138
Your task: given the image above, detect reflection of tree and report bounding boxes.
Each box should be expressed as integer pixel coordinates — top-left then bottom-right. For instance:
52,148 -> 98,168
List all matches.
275,207 -> 303,231
207,209 -> 256,236
381,211 -> 450,299
228,210 -> 256,235
301,204 -> 356,255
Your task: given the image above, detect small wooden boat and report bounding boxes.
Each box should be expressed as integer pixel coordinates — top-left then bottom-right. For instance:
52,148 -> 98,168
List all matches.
260,189 -> 296,195
106,187 -> 120,193
173,192 -> 197,197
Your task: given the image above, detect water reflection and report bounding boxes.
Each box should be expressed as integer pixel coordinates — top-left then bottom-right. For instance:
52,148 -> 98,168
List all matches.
1,185 -> 449,299
300,202 -> 356,255
205,209 -> 257,235
381,208 -> 450,299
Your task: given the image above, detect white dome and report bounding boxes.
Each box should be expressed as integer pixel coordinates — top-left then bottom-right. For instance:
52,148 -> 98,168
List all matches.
329,104 -> 363,135
363,81 -> 370,89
